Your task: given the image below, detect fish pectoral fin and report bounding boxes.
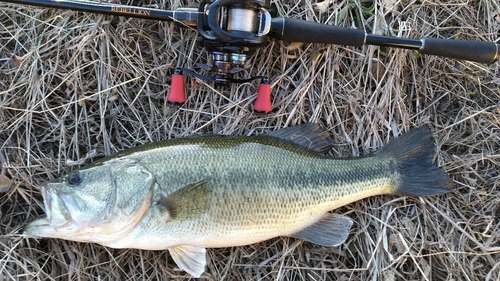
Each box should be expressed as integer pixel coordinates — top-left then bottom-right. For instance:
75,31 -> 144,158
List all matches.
157,180 -> 211,221
169,244 -> 207,278
290,213 -> 353,247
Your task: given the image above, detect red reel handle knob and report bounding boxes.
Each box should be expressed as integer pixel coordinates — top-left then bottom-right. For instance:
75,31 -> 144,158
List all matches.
167,72 -> 186,104
254,79 -> 272,113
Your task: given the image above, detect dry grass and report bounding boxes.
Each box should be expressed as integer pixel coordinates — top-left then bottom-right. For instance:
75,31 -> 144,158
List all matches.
1,0 -> 499,280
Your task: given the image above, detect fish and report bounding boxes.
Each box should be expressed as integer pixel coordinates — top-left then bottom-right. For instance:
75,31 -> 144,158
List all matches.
25,123 -> 453,277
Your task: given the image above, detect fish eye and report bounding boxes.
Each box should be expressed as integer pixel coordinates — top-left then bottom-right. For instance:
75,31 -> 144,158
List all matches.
67,172 -> 82,186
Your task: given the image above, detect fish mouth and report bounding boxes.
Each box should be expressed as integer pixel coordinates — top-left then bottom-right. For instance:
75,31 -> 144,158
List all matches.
24,217 -> 51,235
41,183 -> 53,222
24,183 -> 72,237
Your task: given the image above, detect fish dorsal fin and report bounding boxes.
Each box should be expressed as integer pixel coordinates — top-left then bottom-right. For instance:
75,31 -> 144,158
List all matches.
266,123 -> 334,153
157,180 -> 211,221
169,244 -> 207,277
290,213 -> 353,246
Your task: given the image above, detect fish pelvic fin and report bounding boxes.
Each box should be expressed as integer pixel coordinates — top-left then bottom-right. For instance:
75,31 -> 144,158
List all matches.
378,127 -> 453,196
289,213 -> 353,246
169,244 -> 207,277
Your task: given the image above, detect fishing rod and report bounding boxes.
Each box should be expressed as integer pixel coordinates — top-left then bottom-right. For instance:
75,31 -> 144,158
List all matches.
3,0 -> 499,112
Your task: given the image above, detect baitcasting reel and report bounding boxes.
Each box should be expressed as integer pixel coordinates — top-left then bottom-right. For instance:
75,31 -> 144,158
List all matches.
3,0 -> 500,112
196,0 -> 271,79
168,0 -> 273,111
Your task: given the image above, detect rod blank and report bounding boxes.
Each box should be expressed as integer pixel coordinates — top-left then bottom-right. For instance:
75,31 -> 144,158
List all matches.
2,0 -> 196,24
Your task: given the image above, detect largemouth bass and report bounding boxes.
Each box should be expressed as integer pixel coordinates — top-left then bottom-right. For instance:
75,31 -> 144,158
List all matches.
25,124 -> 452,277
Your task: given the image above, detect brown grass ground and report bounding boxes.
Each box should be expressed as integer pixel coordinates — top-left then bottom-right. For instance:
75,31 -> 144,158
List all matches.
1,0 -> 499,280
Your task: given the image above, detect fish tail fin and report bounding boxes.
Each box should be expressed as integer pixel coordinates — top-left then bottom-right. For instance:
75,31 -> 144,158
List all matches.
377,127 -> 453,196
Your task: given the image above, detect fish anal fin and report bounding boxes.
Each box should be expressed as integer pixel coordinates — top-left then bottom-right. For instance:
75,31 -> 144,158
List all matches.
266,123 -> 334,153
157,180 -> 211,221
169,244 -> 207,277
290,213 -> 353,246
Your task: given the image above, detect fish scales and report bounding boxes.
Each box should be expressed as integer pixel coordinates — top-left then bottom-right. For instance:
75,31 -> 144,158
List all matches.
129,136 -> 396,247
25,123 -> 453,277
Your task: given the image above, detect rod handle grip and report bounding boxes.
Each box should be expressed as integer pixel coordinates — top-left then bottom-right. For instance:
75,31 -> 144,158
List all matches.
420,38 -> 499,64
269,18 -> 365,47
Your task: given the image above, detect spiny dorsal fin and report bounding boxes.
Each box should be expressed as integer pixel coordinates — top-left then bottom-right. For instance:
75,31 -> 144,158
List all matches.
290,213 -> 353,246
157,180 -> 211,221
266,123 -> 334,153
